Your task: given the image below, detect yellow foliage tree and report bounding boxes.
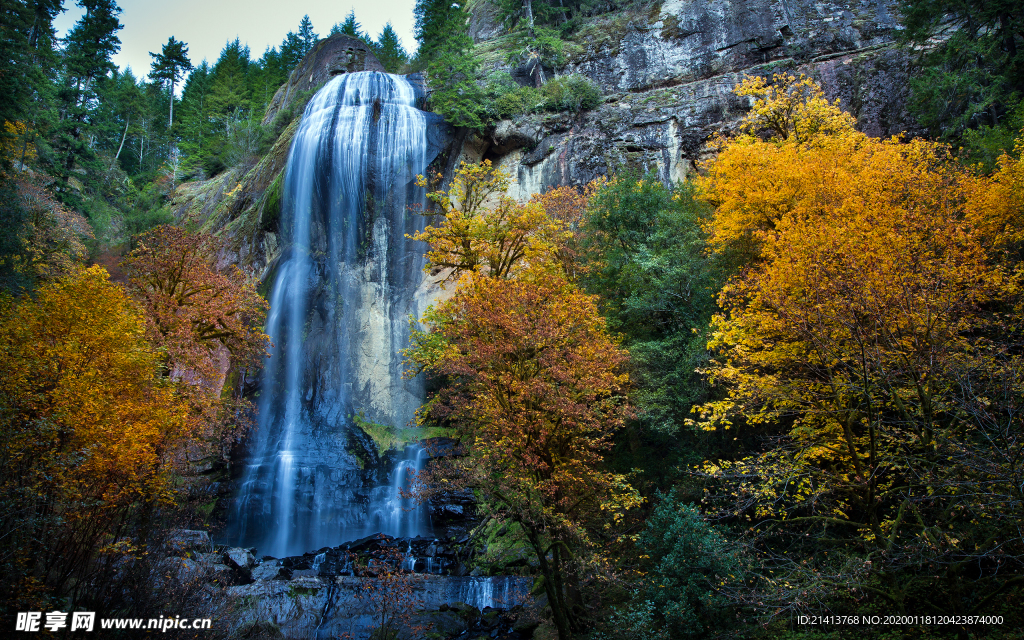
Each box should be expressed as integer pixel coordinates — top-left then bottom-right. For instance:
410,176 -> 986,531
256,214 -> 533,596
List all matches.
694,74 -> 1024,617
0,266 -> 189,607
411,160 -> 567,282
698,73 -> 861,257
733,73 -> 857,142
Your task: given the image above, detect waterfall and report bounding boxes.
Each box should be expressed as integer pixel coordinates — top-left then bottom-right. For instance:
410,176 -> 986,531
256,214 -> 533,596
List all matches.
365,444 -> 430,539
229,72 -> 444,558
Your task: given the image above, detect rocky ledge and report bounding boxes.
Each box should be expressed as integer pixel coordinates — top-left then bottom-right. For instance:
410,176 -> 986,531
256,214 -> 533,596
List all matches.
163,530 -> 538,639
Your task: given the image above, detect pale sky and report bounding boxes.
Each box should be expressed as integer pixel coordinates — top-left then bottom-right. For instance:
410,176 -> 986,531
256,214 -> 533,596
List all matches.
53,0 -> 418,80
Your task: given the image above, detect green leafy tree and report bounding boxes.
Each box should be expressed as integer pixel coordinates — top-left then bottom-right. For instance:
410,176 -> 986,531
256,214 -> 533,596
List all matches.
900,0 -> 1023,146
148,36 -> 192,129
581,175 -> 733,439
637,491 -> 740,638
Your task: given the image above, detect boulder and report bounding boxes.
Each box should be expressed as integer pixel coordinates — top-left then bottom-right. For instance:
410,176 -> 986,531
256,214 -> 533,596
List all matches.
164,529 -> 211,556
223,547 -> 256,570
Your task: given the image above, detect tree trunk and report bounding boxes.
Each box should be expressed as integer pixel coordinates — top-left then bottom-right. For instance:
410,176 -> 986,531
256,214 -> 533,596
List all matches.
525,527 -> 572,639
115,115 -> 130,160
169,75 -> 175,129
524,0 -> 535,37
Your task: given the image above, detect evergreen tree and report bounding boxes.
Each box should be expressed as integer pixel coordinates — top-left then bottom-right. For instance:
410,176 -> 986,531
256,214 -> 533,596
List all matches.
414,0 -> 470,63
148,36 -> 192,129
209,38 -> 250,119
93,66 -> 144,166
414,0 -> 484,128
0,2 -> 52,141
296,14 -> 317,53
374,22 -> 408,73
54,0 -> 122,194
205,39 -> 251,174
280,15 -> 319,72
900,0 -> 1023,141
177,60 -> 212,175
0,0 -> 61,173
331,10 -> 365,42
249,47 -> 286,113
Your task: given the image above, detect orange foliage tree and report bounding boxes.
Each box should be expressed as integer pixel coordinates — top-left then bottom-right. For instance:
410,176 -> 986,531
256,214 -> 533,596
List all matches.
693,74 -> 1024,619
407,163 -> 636,639
122,225 -> 270,455
0,266 -> 189,609
406,271 -> 635,639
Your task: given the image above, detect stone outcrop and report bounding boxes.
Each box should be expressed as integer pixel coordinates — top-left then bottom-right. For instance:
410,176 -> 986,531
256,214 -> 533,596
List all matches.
263,35 -> 386,126
159,530 -> 535,639
460,0 -> 920,198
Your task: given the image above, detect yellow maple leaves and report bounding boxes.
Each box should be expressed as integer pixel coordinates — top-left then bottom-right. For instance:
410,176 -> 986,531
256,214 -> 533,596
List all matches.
411,160 -> 567,282
0,266 -> 188,502
693,73 -> 1024,552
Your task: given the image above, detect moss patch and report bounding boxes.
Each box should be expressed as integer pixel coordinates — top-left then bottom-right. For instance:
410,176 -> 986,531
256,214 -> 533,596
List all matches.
352,411 -> 453,454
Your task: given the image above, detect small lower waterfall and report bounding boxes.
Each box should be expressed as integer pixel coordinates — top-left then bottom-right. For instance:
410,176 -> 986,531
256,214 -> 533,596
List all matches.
365,444 -> 430,539
229,72 -> 444,558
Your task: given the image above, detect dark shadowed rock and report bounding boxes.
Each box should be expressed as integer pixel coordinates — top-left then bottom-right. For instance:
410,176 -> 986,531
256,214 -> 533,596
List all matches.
164,529 -> 212,556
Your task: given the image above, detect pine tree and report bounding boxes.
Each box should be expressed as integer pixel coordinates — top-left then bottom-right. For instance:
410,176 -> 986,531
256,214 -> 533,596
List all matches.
54,0 -> 122,194
94,67 -> 145,165
204,40 -> 251,174
148,36 -> 192,129
331,10 -> 365,41
374,23 -> 408,73
177,61 -> 213,176
280,15 -> 319,72
296,14 -> 318,53
414,0 -> 471,63
414,0 -> 483,128
0,0 -> 61,172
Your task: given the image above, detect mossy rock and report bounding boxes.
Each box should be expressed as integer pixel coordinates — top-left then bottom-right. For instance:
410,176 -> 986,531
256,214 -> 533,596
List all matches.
260,173 -> 284,232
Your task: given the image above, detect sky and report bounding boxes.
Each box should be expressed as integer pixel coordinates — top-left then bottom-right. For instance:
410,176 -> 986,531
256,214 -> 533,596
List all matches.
52,0 -> 419,80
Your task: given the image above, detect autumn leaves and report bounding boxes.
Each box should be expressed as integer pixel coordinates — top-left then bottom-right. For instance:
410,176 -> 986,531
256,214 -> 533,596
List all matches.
405,73 -> 1024,635
0,226 -> 268,610
406,162 -> 636,639
693,75 -> 1024,620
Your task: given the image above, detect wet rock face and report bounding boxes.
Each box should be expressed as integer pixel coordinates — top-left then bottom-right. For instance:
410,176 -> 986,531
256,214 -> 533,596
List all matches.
173,531 -> 535,639
458,0 -> 920,198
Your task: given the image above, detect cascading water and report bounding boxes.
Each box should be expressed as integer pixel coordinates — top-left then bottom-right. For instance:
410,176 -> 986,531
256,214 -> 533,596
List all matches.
365,444 -> 430,538
229,72 -> 445,558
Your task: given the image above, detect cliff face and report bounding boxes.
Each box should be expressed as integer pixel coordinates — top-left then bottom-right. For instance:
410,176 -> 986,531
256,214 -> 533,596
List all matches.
463,0 -> 919,198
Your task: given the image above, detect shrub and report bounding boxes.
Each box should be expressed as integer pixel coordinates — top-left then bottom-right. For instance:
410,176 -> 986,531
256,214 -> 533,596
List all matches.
483,72 -> 601,120
638,490 -> 740,637
540,74 -> 601,112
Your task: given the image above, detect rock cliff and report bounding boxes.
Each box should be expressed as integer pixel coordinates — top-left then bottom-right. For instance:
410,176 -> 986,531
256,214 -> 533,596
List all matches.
462,0 -> 919,198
